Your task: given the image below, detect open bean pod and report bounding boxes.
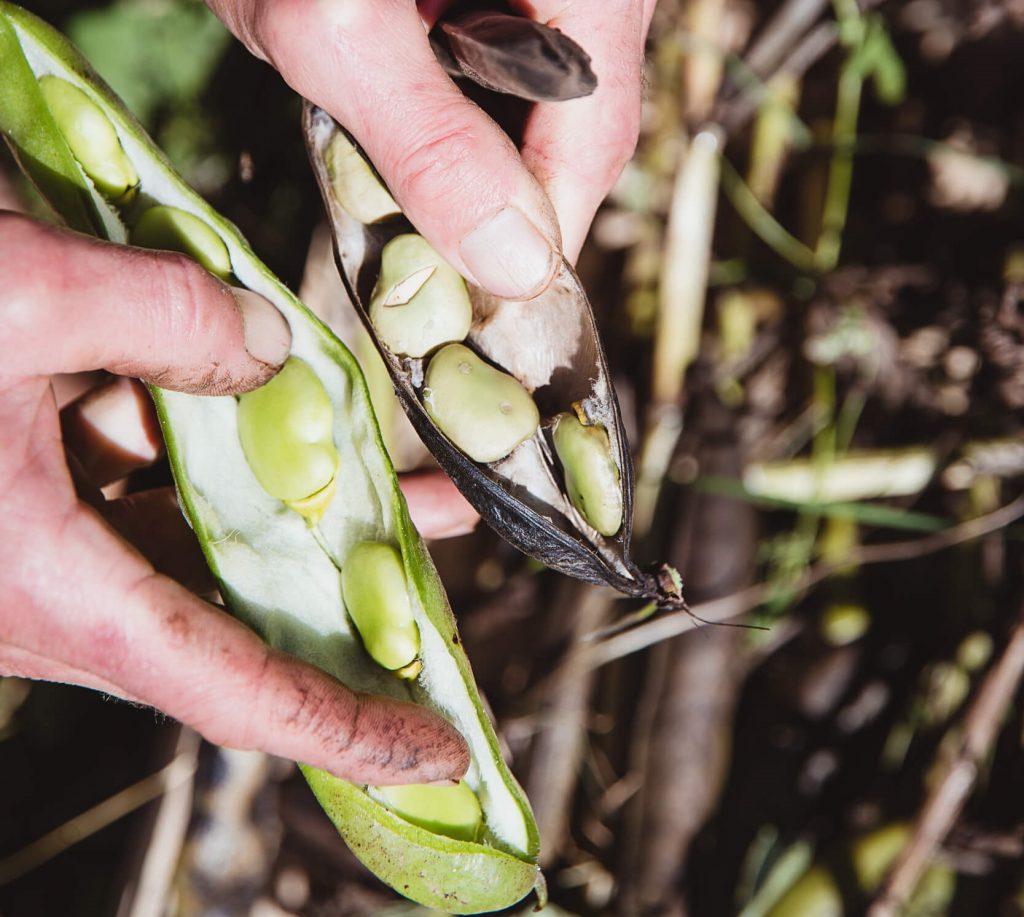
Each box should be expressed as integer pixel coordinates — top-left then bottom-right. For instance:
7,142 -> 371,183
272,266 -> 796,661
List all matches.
0,5 -> 542,912
305,107 -> 684,608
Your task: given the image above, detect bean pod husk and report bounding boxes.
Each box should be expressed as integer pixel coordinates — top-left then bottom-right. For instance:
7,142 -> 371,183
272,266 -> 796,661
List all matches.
0,6 -> 542,912
304,106 -> 684,608
429,11 -> 597,102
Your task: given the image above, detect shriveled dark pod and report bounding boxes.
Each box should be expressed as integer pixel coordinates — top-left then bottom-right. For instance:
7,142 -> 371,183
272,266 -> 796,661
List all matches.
430,11 -> 597,102
304,106 -> 685,610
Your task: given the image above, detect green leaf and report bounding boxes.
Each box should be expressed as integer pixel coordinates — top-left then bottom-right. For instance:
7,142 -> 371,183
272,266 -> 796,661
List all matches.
66,0 -> 231,125
694,475 -> 949,533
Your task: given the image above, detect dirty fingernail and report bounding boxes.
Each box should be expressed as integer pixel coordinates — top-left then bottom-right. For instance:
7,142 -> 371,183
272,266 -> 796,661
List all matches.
459,206 -> 556,300
234,288 -> 291,367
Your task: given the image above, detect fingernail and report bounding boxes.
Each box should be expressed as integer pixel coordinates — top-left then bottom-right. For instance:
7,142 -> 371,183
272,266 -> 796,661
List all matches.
459,206 -> 556,300
233,288 -> 291,366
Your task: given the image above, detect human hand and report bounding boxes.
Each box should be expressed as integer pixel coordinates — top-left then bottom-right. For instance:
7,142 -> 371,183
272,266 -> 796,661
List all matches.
0,212 -> 471,785
208,0 -> 655,289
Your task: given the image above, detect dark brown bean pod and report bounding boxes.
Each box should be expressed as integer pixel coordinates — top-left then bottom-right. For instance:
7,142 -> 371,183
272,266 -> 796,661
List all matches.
430,11 -> 597,102
304,106 -> 683,608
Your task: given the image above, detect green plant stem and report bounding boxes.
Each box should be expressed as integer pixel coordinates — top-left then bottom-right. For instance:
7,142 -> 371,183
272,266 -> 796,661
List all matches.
815,64 -> 862,270
835,387 -> 867,453
719,155 -> 820,273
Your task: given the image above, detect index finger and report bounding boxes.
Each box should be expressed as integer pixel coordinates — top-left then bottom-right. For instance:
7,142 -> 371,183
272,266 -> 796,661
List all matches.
514,0 -> 654,261
2,503 -> 469,785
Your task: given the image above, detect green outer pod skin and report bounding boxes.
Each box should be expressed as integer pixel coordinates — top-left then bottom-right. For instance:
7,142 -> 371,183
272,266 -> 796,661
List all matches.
0,5 -> 541,912
424,343 -> 540,464
370,779 -> 484,843
236,356 -> 339,518
38,74 -> 138,203
552,412 -> 623,537
305,767 -> 540,914
130,204 -> 233,280
341,541 -> 421,673
369,233 -> 473,358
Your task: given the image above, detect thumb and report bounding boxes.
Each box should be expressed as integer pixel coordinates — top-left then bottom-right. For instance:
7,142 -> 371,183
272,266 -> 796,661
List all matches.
233,1 -> 561,300
0,212 -> 291,394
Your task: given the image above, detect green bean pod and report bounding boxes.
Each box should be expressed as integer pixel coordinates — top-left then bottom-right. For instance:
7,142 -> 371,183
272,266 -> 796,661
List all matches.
0,6 -> 541,912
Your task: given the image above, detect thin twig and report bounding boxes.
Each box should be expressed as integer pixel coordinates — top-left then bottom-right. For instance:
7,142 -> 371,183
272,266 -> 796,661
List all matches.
717,0 -> 886,134
122,728 -> 202,917
867,599 -> 1024,917
718,21 -> 838,135
0,749 -> 198,885
527,582 -> 612,867
575,493 -> 1024,674
732,0 -> 831,86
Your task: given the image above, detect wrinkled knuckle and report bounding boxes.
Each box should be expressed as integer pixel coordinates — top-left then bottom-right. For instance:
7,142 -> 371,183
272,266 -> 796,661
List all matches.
391,115 -> 483,210
111,252 -> 213,384
160,257 -> 215,356
146,252 -> 208,342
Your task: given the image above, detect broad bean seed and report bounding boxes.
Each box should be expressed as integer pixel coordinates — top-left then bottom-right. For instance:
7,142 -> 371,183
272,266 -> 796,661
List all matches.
552,412 -> 623,536
341,541 -> 421,676
369,234 -> 473,358
236,357 -> 339,524
424,343 -> 539,464
371,780 -> 483,842
38,75 -> 137,202
130,204 -> 233,280
325,130 -> 400,224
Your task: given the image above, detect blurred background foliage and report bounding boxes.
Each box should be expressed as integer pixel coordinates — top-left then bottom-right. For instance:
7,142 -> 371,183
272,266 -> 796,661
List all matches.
2,0 -> 1024,915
